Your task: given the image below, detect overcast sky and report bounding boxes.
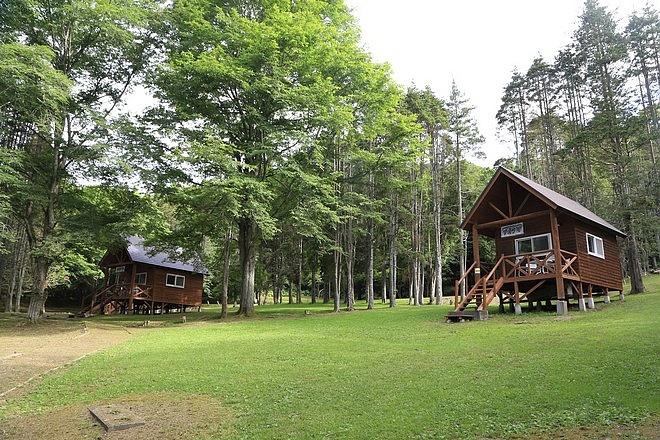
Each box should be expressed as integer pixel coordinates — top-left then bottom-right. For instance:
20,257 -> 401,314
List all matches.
343,0 -> 656,166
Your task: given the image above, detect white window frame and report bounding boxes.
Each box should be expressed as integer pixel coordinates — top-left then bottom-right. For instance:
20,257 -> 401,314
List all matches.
514,233 -> 552,255
166,273 -> 185,288
112,272 -> 122,285
135,272 -> 147,285
586,233 -> 605,259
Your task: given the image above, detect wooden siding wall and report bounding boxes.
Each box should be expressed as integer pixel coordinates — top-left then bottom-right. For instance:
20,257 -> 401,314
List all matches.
150,266 -> 203,306
495,214 -> 551,257
558,216 -> 577,254
571,224 -> 623,291
492,211 -> 623,291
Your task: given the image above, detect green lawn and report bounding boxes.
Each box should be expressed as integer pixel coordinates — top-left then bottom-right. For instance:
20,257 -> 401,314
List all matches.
1,275 -> 659,439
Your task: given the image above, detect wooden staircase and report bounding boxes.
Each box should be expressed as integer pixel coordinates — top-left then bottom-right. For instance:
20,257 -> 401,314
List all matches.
79,284 -> 155,316
78,285 -> 118,316
446,256 -> 505,323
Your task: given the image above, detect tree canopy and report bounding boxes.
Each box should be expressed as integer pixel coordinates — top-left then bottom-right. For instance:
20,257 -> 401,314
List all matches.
0,0 -> 656,319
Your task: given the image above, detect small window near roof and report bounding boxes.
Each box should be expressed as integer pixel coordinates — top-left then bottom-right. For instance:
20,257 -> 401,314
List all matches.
586,233 -> 605,259
166,273 -> 185,288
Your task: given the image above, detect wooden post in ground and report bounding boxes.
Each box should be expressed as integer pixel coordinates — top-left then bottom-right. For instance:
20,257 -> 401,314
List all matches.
577,282 -> 587,311
472,224 -> 481,284
550,210 -> 567,315
128,263 -> 136,315
587,284 -> 595,309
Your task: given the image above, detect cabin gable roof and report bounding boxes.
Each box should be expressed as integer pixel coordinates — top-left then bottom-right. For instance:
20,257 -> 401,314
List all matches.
100,236 -> 209,275
462,167 -> 625,237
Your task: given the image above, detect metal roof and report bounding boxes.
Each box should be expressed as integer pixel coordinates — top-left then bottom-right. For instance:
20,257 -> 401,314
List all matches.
126,236 -> 209,274
461,166 -> 625,237
499,167 -> 626,236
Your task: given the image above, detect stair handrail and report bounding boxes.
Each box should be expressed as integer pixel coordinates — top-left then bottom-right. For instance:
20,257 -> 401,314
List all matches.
454,260 -> 478,308
454,255 -> 505,312
476,254 -> 506,311
481,254 -> 505,287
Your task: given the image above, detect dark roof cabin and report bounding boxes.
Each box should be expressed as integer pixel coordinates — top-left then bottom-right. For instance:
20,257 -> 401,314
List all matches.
81,236 -> 207,315
447,167 -> 626,322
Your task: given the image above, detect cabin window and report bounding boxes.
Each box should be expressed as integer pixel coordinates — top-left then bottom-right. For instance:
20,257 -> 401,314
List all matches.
112,273 -> 122,285
515,233 -> 552,255
586,233 -> 605,259
135,272 -> 147,285
166,273 -> 185,288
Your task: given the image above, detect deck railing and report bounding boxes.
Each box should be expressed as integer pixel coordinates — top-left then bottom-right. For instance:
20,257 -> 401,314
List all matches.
501,249 -> 579,280
82,283 -> 153,314
451,249 -> 581,314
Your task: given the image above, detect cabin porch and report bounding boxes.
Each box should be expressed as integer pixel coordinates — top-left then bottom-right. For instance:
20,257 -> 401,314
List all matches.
446,249 -> 621,322
79,282 -> 200,316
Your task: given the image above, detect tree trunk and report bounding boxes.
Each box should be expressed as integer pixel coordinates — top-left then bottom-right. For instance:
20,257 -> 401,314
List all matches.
626,223 -> 645,294
27,256 -> 49,322
381,261 -> 388,304
311,255 -> 317,304
220,227 -> 232,319
15,255 -> 27,313
366,170 -> 375,310
237,216 -> 257,317
333,248 -> 341,312
366,226 -> 374,310
456,146 -> 466,300
345,217 -> 355,311
389,193 -> 398,308
297,237 -> 303,304
431,134 -> 444,305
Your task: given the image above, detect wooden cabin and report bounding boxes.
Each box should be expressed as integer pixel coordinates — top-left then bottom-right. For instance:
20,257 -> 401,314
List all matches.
81,236 -> 207,315
447,167 -> 626,322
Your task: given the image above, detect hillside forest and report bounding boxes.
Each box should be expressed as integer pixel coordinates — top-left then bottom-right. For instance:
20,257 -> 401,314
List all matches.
0,0 -> 658,321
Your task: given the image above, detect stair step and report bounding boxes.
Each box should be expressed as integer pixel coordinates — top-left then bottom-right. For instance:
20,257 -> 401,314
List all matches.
445,310 -> 489,323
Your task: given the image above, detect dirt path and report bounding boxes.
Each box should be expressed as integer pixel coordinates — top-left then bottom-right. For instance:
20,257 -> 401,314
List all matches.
0,316 -> 234,439
0,318 -> 133,399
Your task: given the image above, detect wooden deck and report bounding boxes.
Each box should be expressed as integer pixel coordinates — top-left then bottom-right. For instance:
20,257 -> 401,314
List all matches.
448,249 -> 612,321
80,282 -> 200,316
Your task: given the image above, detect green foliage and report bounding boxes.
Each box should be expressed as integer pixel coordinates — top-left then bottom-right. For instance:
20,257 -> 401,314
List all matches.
0,43 -> 71,124
496,0 -> 659,281
1,276 -> 658,438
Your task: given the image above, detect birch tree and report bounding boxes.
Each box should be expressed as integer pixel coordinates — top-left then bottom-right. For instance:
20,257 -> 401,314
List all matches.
446,81 -> 484,299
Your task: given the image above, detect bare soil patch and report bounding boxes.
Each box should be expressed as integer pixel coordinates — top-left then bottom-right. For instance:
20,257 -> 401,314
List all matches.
519,415 -> 659,439
1,392 -> 234,439
0,315 -> 234,439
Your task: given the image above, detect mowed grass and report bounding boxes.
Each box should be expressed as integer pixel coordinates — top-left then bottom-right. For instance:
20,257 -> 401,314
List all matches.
1,276 -> 659,439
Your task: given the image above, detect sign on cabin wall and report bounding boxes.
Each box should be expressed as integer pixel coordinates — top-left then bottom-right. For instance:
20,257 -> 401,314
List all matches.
501,222 -> 524,238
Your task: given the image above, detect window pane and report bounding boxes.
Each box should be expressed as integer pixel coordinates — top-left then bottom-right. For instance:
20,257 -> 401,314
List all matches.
532,235 -> 550,251
596,237 -> 604,256
176,276 -> 185,287
586,234 -> 604,257
516,238 -> 532,253
167,274 -> 176,285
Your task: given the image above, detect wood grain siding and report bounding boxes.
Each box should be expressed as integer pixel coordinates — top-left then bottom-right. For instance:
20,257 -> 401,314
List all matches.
573,223 -> 623,291
151,266 -> 203,306
557,216 -> 578,254
495,213 -> 552,256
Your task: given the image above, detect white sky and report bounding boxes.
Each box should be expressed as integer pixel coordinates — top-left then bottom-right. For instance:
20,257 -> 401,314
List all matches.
343,0 -> 657,166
